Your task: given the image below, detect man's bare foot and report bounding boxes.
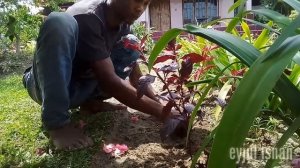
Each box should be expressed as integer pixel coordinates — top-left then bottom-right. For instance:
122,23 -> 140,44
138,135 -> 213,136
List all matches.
49,123 -> 93,150
80,100 -> 127,114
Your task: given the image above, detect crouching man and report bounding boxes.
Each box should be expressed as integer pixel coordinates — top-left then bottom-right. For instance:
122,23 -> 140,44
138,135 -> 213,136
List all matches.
23,0 -> 170,150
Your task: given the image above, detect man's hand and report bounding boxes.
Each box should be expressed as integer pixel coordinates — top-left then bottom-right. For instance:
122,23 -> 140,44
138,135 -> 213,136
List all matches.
91,57 -> 164,121
129,64 -> 159,102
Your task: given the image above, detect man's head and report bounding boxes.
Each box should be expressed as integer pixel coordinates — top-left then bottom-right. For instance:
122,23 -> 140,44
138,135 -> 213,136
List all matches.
110,0 -> 151,24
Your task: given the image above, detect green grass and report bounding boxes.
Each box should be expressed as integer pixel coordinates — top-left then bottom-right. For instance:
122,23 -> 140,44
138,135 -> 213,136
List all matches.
0,73 -> 112,168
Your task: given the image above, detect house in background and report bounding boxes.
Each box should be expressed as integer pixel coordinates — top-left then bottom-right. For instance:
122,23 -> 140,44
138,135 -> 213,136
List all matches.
137,0 -> 260,31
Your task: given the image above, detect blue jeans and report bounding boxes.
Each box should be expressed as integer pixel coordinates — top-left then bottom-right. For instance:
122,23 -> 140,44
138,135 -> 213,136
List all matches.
23,12 -> 140,130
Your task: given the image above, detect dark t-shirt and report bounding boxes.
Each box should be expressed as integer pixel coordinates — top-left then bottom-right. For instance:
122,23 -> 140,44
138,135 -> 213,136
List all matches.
66,0 -> 130,78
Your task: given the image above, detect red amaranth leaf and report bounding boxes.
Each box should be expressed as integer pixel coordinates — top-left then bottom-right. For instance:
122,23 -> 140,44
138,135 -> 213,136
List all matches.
176,44 -> 182,50
154,55 -> 176,65
159,92 -> 181,101
193,65 -> 215,80
154,62 -> 178,73
203,45 -> 219,52
166,76 -> 179,85
137,74 -> 156,99
231,68 -> 247,76
182,53 -> 211,63
166,39 -> 176,51
179,59 -> 193,79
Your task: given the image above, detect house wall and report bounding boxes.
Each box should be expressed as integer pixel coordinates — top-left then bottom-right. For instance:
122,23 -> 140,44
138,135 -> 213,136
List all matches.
246,0 -> 252,10
136,6 -> 150,29
170,0 -> 183,28
136,0 -> 253,30
218,0 -> 252,17
137,0 -> 182,29
219,0 -> 234,18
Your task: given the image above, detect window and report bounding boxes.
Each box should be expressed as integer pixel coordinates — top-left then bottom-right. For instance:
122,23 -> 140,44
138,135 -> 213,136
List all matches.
183,0 -> 219,24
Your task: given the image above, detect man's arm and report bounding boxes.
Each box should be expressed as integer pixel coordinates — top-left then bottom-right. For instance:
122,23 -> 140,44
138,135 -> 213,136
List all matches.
91,57 -> 166,121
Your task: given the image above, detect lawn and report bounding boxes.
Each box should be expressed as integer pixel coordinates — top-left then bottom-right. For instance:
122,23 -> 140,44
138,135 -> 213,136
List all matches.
0,73 -> 112,168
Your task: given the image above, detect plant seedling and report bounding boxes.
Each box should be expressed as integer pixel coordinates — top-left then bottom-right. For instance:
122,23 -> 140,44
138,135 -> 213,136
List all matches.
123,35 -> 215,141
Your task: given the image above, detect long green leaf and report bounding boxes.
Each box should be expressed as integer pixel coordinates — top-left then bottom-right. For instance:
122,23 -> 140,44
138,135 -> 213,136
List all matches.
228,0 -> 245,13
254,21 -> 273,49
275,75 -> 300,116
208,35 -> 300,167
242,18 -> 280,35
226,17 -> 241,33
283,0 -> 300,12
261,16 -> 300,116
226,0 -> 247,33
262,15 -> 300,62
241,21 -> 251,42
290,63 -> 300,84
293,52 -> 300,65
265,116 -> 300,167
250,9 -> 291,28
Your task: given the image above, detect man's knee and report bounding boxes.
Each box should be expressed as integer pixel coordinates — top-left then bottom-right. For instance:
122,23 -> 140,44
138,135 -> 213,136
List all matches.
41,12 -> 78,38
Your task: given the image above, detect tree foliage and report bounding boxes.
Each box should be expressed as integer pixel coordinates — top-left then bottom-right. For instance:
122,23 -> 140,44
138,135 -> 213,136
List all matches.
0,1 -> 44,55
33,0 -> 74,11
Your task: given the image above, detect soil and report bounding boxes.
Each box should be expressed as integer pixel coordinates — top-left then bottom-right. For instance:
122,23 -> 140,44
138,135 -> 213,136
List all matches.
89,71 -> 214,168
90,102 -> 212,168
89,78 -> 299,168
89,99 -> 300,168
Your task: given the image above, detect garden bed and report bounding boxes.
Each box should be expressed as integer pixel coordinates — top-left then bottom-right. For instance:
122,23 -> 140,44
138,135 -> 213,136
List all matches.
90,101 -> 212,168
89,97 -> 299,168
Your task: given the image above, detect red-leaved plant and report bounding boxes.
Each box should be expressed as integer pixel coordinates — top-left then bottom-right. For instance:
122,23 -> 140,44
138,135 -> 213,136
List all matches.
123,35 -> 215,141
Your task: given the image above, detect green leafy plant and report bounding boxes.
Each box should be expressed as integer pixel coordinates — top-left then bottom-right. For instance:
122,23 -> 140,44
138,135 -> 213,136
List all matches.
147,0 -> 300,167
123,35 -> 217,141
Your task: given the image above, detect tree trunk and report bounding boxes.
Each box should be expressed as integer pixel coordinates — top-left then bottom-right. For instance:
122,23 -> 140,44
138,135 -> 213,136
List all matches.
15,35 -> 21,56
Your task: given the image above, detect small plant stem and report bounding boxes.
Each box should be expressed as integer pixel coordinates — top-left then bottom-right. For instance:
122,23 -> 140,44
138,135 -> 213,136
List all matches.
155,71 -> 182,113
179,83 -> 185,109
